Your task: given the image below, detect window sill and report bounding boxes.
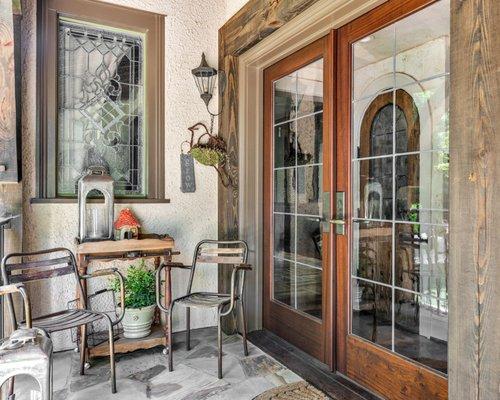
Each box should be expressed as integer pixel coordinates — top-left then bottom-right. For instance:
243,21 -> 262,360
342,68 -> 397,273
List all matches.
30,198 -> 171,204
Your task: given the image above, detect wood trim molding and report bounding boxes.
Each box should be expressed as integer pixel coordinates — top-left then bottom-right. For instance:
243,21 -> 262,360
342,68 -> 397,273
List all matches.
449,0 -> 500,399
218,0 -> 384,335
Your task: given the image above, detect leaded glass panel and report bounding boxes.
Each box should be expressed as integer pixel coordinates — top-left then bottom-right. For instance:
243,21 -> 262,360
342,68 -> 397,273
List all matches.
57,19 -> 145,197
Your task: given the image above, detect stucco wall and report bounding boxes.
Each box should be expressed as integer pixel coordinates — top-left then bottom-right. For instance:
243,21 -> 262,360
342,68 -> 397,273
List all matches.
21,0 -> 226,350
225,0 -> 248,20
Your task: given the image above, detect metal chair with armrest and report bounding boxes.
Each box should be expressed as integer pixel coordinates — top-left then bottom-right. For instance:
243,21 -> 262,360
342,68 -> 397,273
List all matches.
156,240 -> 252,379
1,248 -> 125,394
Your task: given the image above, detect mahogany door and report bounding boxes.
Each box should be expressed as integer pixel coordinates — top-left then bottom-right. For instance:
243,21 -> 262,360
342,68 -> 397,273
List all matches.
335,0 -> 450,398
263,35 -> 335,365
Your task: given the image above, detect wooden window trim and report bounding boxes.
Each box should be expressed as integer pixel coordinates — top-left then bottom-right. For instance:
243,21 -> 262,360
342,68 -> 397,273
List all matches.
36,0 -> 165,201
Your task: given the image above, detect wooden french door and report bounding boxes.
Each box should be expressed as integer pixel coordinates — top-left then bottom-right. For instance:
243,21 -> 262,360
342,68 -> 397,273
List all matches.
263,35 -> 334,365
335,0 -> 450,399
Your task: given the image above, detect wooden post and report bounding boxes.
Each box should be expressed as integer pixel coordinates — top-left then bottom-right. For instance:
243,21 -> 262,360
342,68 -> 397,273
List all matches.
449,0 -> 500,399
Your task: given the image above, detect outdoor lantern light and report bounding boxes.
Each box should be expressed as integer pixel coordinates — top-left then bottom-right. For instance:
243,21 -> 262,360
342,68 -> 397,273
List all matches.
78,166 -> 115,243
191,53 -> 226,114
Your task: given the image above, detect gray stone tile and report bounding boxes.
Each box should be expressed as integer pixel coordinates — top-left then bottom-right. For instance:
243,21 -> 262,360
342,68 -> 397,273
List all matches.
240,354 -> 285,378
207,376 -> 276,400
70,378 -> 148,400
148,364 -> 220,400
10,328 -> 303,400
128,364 -> 167,382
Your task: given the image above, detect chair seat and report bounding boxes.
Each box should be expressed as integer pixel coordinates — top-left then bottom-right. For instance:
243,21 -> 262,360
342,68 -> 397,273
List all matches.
24,310 -> 104,333
175,292 -> 233,309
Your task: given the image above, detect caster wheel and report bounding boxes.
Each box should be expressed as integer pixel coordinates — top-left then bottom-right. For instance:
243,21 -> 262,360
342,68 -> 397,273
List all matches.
162,347 -> 168,355
84,362 -> 91,370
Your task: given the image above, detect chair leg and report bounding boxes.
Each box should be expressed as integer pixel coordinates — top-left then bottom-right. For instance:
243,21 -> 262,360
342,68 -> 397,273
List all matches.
168,305 -> 174,372
185,307 -> 191,351
79,324 -> 87,376
239,300 -> 249,357
107,322 -> 116,394
217,312 -> 223,379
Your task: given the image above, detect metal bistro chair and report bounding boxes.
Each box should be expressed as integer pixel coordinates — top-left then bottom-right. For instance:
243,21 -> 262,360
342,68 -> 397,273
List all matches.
1,248 -> 125,394
0,283 -> 52,400
156,240 -> 252,379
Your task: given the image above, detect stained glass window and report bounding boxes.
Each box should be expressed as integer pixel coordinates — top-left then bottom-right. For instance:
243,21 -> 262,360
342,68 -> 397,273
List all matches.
57,19 -> 145,197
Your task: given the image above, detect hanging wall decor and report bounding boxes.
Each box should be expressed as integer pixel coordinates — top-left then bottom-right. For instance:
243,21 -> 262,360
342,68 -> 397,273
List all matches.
188,53 -> 233,188
180,141 -> 196,193
0,0 -> 21,182
183,123 -> 233,188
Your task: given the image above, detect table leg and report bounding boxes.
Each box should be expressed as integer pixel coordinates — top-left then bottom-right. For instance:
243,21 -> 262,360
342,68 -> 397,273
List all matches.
76,254 -> 89,362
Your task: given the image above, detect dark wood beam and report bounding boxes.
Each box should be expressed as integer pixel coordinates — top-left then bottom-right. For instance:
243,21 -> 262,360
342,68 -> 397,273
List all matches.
449,0 -> 500,399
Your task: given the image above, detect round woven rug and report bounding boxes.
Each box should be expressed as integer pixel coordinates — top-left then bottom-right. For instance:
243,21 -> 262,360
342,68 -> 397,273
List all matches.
254,381 -> 330,400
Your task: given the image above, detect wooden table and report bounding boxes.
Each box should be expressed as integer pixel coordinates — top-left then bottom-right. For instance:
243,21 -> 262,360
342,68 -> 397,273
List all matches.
76,237 -> 177,357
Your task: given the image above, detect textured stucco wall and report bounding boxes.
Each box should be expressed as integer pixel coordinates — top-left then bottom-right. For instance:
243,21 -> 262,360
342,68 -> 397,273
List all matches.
21,0 -> 226,350
225,0 -> 248,20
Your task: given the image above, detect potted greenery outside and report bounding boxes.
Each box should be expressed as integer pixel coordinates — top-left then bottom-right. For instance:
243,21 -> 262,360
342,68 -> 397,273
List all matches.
112,260 -> 156,339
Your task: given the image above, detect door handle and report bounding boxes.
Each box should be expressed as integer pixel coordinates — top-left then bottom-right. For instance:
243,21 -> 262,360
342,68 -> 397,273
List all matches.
332,192 -> 346,235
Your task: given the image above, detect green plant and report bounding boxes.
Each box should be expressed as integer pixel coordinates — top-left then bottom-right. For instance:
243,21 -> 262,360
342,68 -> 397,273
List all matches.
111,260 -> 156,309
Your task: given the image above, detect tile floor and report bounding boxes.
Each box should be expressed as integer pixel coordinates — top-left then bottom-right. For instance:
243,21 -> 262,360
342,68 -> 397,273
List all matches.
12,327 -> 303,400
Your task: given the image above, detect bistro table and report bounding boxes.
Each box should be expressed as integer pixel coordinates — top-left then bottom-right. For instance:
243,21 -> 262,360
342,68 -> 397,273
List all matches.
76,235 -> 178,357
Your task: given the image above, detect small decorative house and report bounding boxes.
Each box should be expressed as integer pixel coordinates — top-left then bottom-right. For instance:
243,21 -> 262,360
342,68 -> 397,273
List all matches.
114,208 -> 141,240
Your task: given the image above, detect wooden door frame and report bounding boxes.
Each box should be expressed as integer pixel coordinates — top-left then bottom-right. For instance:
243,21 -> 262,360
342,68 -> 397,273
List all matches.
336,0 -> 448,398
221,0 -> 499,397
263,34 -> 335,364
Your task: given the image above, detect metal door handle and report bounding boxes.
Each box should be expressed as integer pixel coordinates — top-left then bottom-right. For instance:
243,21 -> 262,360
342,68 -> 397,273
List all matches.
330,219 -> 345,225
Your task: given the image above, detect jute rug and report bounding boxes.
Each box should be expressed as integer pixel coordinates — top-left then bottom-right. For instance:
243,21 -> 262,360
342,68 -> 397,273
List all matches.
254,381 -> 331,400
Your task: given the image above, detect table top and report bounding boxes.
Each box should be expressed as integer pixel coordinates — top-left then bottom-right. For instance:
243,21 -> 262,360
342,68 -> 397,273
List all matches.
77,237 -> 175,256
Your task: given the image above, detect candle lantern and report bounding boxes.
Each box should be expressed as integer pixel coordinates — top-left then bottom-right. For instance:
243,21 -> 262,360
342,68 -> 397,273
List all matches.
78,166 -> 114,243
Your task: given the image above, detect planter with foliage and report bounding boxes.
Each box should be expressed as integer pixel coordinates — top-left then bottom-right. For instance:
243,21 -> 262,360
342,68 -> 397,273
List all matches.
112,260 -> 156,339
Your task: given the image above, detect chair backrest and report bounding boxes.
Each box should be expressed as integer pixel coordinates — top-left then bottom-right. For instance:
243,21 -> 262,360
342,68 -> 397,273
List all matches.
187,240 -> 248,296
1,248 -> 84,329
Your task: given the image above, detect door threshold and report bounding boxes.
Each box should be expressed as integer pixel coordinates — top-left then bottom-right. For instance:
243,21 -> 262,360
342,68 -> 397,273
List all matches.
248,329 -> 382,400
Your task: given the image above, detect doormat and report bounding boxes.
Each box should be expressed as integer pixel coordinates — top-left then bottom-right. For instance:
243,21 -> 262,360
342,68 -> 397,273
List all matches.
253,381 -> 331,400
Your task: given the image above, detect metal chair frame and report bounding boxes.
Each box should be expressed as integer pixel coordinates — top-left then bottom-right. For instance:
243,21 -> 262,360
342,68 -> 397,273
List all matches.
1,248 -> 125,394
156,239 -> 252,379
0,283 -> 52,400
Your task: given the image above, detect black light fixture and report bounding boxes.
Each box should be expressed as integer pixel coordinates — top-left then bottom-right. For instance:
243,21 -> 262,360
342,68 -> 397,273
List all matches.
191,53 -> 226,116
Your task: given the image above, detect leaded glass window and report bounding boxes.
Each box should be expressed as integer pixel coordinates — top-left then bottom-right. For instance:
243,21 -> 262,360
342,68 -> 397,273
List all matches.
57,19 -> 145,197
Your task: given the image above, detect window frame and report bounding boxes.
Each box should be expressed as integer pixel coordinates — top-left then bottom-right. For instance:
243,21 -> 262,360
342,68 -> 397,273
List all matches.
36,0 -> 166,202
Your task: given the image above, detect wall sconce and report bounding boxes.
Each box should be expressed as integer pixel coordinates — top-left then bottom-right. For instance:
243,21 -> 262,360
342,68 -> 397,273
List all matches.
191,53 -> 226,116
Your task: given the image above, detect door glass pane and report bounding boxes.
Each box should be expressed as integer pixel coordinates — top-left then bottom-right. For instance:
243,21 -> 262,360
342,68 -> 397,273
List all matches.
351,278 -> 392,350
352,221 -> 392,284
297,114 -> 323,165
394,290 -> 448,374
296,216 -> 322,269
350,0 -> 449,374
273,258 -> 295,307
58,19 -> 145,197
272,59 -> 324,320
297,165 -> 322,216
274,73 -> 297,124
297,59 -> 323,117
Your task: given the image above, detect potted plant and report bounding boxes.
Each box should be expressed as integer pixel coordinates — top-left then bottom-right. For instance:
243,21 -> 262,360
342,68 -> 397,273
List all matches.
111,260 -> 156,339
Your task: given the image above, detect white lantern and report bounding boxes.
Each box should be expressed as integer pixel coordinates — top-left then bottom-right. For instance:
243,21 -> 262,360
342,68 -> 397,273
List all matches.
78,166 -> 114,242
